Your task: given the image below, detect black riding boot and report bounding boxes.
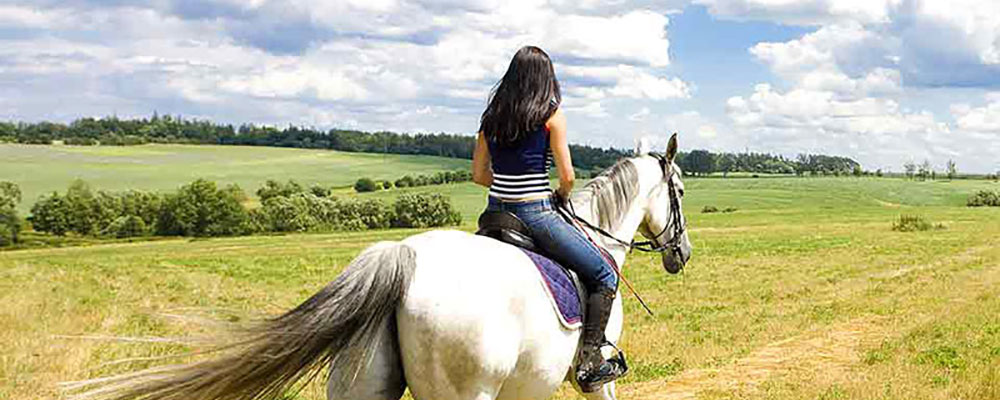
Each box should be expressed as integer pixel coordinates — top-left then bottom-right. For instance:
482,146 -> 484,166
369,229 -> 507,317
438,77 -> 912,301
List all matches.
576,287 -> 625,392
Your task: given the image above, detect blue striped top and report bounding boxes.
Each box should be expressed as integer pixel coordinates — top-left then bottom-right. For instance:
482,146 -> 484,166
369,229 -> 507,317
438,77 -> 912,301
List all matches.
487,126 -> 554,200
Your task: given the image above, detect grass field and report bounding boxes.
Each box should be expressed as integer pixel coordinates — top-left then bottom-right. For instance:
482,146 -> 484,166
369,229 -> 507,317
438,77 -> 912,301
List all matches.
2,145 -> 1000,399
0,144 -> 470,213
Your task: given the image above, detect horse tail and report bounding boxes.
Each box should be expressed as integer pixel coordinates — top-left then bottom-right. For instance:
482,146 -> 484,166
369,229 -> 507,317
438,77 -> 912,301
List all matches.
68,241 -> 416,400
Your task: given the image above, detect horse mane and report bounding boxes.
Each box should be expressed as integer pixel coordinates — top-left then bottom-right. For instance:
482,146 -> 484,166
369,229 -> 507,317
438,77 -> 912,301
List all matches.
571,158 -> 639,231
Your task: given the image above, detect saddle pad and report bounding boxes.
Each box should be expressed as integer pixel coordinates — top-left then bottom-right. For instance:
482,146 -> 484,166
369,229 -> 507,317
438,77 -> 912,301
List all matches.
519,248 -> 583,330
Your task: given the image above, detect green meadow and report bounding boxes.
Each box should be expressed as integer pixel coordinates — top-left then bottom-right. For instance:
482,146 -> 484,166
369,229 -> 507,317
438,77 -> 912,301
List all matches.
2,144 -> 1000,399
0,144 -> 469,213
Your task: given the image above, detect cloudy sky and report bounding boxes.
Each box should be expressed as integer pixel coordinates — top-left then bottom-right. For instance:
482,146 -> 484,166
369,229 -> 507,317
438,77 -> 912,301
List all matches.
1,0 -> 999,172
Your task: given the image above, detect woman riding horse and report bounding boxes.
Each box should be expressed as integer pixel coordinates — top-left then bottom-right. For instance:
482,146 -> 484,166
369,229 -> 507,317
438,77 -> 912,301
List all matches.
471,45 -> 624,392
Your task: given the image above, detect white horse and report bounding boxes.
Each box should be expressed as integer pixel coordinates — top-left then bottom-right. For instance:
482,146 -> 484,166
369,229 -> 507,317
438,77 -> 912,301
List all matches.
71,134 -> 692,400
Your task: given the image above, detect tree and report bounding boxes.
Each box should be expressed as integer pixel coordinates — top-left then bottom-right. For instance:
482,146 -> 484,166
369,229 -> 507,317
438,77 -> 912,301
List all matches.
946,159 -> 957,180
0,181 -> 21,245
903,161 -> 916,179
354,178 -> 378,193
683,150 -> 716,176
0,181 -> 20,210
30,192 -> 71,236
717,154 -> 736,177
918,160 -> 932,181
157,179 -> 248,236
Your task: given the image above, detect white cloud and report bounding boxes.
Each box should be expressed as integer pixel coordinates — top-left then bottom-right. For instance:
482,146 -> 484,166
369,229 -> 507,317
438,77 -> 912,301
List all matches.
629,107 -> 651,121
551,11 -> 671,67
562,65 -> 691,100
0,2 -> 689,134
694,0 -> 901,26
952,93 -> 1000,133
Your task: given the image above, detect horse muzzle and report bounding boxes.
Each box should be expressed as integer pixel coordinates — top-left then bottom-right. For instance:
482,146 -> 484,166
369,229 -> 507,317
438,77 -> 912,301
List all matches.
661,246 -> 688,274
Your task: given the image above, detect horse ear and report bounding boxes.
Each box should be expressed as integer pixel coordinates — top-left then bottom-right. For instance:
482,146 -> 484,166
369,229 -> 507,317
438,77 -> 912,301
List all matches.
665,132 -> 678,162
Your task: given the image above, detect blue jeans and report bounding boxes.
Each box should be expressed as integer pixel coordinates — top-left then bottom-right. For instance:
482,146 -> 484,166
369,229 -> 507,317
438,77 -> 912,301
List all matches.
486,196 -> 618,292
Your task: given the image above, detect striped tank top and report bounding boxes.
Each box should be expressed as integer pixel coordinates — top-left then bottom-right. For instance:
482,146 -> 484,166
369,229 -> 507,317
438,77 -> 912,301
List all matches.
487,126 -> 554,201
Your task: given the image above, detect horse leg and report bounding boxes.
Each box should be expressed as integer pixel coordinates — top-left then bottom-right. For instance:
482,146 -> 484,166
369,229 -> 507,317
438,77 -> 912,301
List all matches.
327,318 -> 406,400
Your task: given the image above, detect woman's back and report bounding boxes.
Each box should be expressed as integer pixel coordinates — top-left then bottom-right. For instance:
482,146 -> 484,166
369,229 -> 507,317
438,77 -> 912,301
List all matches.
486,127 -> 553,200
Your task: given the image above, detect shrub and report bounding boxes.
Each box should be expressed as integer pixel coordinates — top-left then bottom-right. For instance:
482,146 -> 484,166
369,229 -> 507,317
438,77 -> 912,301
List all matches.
382,180 -> 393,190
354,199 -> 394,229
892,215 -> 944,232
120,190 -> 163,228
0,181 -> 21,211
0,182 -> 21,245
702,205 -> 719,213
309,185 -> 332,198
105,215 -> 148,238
157,179 -> 248,237
723,207 -> 738,213
260,193 -> 320,232
967,190 -> 1000,207
30,192 -> 71,236
394,176 -> 413,188
256,179 -> 304,201
392,193 -> 461,228
354,177 -> 379,193
0,207 -> 20,246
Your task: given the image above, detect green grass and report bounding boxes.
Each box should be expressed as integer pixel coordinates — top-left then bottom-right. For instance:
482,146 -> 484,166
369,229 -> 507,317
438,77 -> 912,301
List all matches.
0,144 -> 469,212
2,145 -> 1000,399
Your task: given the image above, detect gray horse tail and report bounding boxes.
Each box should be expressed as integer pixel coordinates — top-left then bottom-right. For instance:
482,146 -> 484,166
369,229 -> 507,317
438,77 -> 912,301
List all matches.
68,241 -> 416,400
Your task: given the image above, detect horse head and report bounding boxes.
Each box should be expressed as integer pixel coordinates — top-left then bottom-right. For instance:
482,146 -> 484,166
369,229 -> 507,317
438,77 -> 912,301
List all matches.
638,133 -> 692,274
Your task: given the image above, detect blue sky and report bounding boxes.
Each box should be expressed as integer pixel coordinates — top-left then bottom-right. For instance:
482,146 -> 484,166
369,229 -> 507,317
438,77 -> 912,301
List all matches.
1,0 -> 998,172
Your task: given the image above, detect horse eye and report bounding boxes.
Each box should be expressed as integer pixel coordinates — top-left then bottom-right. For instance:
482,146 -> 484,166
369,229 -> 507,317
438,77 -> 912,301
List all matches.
679,188 -> 685,197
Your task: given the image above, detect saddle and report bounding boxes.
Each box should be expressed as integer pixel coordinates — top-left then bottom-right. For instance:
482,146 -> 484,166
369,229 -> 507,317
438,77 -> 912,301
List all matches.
475,211 -> 540,253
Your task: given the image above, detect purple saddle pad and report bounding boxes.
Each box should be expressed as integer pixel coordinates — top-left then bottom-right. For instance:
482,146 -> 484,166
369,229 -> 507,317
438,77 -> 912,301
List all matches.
519,248 -> 583,327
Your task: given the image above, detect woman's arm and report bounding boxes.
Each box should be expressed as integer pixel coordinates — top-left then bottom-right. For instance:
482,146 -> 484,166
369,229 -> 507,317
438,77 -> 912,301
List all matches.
472,131 -> 493,188
547,108 -> 575,199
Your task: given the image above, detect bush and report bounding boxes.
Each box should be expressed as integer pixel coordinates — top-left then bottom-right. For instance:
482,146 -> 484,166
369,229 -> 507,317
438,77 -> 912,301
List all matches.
392,193 -> 461,228
157,179 -> 248,237
394,176 -> 413,188
702,205 -> 719,213
257,179 -> 304,201
0,182 -> 21,245
309,185 -> 331,198
105,215 -> 148,238
381,180 -> 393,190
260,193 -> 321,232
354,199 -> 394,229
120,190 -> 162,228
0,207 -> 20,246
354,177 -> 379,193
723,207 -> 738,213
892,215 -> 945,232
967,190 -> 1000,207
30,192 -> 71,236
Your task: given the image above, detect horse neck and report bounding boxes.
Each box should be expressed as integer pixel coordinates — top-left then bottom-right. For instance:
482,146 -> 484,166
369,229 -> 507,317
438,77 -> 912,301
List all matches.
568,157 -> 660,269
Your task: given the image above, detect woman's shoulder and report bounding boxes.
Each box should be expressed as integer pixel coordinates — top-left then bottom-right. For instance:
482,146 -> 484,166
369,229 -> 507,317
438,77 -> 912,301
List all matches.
545,107 -> 565,132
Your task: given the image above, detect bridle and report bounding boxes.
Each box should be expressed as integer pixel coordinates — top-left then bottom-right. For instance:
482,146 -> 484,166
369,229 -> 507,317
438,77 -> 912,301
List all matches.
557,152 -> 687,260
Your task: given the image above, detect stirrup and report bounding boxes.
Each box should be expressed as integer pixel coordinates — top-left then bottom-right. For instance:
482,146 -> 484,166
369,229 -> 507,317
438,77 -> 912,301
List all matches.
577,341 -> 630,393
603,340 -> 629,378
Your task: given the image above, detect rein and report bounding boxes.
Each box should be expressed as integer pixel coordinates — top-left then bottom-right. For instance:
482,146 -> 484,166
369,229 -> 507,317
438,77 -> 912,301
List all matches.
554,153 -> 687,317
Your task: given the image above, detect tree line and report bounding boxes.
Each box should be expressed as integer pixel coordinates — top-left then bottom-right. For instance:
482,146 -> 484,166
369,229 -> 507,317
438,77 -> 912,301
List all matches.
0,115 -> 865,177
0,179 -> 461,247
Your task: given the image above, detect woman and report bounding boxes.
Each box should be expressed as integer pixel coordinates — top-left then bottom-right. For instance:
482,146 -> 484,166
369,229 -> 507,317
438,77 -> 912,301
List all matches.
471,46 -> 623,392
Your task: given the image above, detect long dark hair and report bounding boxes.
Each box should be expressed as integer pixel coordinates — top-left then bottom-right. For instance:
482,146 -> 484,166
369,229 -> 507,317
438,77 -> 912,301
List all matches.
479,46 -> 561,146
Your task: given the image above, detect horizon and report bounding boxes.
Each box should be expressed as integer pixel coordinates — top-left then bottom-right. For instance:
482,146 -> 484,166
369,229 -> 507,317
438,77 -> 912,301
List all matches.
2,1 -> 999,173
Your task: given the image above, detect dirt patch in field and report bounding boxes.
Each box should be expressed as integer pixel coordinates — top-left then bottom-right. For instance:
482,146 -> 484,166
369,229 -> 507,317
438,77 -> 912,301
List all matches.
619,317 -> 888,399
